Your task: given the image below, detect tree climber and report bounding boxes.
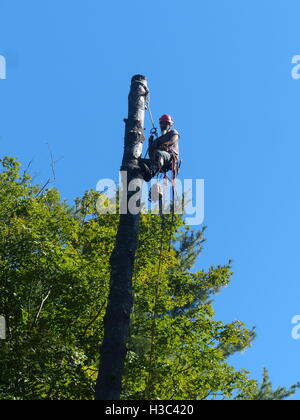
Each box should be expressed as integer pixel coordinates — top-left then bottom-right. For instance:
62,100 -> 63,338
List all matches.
140,114 -> 180,182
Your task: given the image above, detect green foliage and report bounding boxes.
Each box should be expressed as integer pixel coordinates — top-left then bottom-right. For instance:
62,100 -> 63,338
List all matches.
0,157 -> 296,400
0,158 -> 114,399
252,368 -> 300,400
123,213 -> 256,400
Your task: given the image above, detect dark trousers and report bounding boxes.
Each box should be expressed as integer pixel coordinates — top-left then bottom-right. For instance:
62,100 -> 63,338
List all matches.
141,150 -> 172,173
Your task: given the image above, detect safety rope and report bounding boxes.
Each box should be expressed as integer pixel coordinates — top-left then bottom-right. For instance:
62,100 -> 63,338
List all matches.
143,93 -> 158,159
132,90 -> 181,397
145,93 -> 158,138
145,212 -> 165,398
130,199 -> 176,398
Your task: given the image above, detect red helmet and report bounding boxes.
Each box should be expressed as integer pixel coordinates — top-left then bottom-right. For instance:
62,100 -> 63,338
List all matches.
159,114 -> 174,125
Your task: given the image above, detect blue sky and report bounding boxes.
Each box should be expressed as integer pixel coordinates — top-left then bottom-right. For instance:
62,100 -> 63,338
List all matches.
1,0 -> 300,398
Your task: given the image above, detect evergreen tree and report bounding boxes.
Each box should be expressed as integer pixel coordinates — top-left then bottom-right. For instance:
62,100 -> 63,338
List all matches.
252,368 -> 300,400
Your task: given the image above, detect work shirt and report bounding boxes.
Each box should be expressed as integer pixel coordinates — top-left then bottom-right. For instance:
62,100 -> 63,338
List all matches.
149,129 -> 180,161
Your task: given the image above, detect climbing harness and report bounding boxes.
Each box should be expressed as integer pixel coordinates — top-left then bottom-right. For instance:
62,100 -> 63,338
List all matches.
145,92 -> 181,231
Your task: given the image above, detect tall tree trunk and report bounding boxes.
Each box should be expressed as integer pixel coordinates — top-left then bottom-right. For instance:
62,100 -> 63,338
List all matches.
95,74 -> 148,400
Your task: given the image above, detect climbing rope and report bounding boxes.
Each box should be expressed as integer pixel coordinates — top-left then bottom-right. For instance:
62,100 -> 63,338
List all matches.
145,212 -> 165,398
144,93 -> 158,159
130,204 -> 176,398
130,89 -> 182,396
145,92 -> 158,138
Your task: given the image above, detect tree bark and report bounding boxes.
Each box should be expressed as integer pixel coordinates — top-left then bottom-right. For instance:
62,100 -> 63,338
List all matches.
95,74 -> 148,400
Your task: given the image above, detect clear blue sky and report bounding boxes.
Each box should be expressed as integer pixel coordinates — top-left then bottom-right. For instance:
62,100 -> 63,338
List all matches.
1,0 -> 300,398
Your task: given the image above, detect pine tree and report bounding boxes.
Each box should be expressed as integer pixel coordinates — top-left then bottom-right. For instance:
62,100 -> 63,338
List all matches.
253,368 -> 300,400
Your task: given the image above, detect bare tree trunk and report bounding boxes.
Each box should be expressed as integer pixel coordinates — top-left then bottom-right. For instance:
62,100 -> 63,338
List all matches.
95,74 -> 148,400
